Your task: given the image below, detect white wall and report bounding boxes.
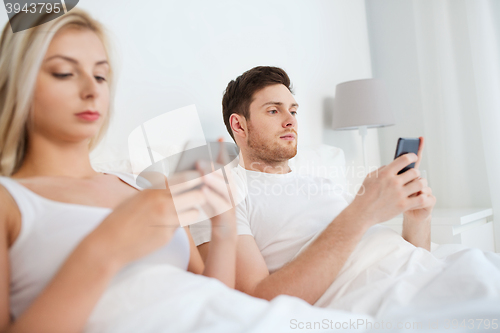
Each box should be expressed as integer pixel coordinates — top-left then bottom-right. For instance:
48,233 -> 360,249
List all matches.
364,0 -> 492,209
0,0 -> 374,186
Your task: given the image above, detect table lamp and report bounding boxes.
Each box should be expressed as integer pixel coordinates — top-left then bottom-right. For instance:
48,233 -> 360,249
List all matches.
332,78 -> 395,172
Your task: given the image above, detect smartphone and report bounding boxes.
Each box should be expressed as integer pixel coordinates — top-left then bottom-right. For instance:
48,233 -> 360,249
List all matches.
394,138 -> 420,175
174,141 -> 239,173
135,141 -> 239,189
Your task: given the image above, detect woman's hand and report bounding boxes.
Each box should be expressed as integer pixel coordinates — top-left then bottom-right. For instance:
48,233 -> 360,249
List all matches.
190,140 -> 238,287
90,187 -> 204,268
200,170 -> 236,239
194,140 -> 237,238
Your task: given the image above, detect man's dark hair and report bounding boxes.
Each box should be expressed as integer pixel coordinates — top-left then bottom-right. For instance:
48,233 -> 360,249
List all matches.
222,66 -> 293,141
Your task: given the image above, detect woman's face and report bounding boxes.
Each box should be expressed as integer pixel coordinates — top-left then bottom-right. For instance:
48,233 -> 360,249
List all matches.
32,27 -> 110,145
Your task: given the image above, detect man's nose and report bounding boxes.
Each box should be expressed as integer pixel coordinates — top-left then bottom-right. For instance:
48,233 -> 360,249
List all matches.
283,112 -> 297,128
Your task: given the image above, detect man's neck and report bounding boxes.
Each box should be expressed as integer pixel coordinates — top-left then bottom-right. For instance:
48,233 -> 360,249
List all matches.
239,152 -> 291,174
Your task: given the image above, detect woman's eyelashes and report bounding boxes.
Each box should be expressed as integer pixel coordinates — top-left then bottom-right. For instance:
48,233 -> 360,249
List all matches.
94,75 -> 106,82
52,72 -> 72,79
52,72 -> 106,82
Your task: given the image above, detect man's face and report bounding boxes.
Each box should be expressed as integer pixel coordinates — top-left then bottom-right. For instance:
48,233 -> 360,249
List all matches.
245,84 -> 298,163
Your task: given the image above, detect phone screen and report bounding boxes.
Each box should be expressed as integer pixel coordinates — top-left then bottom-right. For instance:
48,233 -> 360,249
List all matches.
394,138 -> 420,174
174,141 -> 239,173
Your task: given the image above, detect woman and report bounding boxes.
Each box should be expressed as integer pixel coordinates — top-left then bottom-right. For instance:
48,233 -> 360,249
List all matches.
0,9 -> 239,332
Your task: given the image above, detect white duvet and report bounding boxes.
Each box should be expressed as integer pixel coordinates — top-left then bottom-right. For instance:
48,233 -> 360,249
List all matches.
85,225 -> 500,333
84,264 -> 371,333
315,225 -> 500,330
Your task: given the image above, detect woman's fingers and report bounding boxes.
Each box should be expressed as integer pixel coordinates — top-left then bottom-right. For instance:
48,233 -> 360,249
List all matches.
201,185 -> 232,217
167,170 -> 202,186
202,170 -> 231,202
171,188 -> 206,212
177,209 -> 201,227
196,160 -> 214,175
168,165 -> 233,215
168,176 -> 203,195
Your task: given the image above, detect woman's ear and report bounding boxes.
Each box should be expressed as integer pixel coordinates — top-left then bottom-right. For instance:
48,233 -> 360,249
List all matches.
229,114 -> 247,140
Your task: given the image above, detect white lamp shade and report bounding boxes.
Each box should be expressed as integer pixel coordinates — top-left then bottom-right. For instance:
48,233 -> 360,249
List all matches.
332,78 -> 395,130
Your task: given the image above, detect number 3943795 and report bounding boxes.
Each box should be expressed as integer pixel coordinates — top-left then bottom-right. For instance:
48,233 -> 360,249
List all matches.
443,318 -> 498,330
5,2 -> 62,14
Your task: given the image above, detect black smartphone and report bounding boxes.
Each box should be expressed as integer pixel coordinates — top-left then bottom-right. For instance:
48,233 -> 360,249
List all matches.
394,138 -> 420,175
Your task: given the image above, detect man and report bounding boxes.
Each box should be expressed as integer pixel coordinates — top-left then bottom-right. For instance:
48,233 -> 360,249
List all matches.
190,66 -> 436,306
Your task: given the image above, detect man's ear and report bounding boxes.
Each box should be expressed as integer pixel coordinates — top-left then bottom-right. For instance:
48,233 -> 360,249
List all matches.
230,114 -> 247,140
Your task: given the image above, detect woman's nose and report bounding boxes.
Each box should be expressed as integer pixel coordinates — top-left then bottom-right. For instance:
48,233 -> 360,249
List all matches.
80,73 -> 99,100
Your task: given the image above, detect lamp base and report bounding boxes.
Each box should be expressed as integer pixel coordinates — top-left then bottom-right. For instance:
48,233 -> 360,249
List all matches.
359,126 -> 368,174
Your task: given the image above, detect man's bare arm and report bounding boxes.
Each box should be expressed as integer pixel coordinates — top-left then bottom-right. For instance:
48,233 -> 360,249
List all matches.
200,154 -> 426,304
237,205 -> 371,304
402,215 -> 432,251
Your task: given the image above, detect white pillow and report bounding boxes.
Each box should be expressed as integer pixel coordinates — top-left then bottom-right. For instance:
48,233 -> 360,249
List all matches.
289,144 -> 347,189
90,144 -> 134,174
91,143 -> 348,188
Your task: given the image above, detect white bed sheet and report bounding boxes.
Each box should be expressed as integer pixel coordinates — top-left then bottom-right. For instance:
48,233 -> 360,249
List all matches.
84,264 -> 372,333
314,225 -> 500,329
84,225 -> 500,333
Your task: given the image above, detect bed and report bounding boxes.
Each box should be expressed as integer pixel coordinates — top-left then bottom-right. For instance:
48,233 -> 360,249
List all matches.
87,144 -> 500,332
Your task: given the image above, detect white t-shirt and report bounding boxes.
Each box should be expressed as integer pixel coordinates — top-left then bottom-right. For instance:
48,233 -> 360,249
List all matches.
189,165 -> 353,273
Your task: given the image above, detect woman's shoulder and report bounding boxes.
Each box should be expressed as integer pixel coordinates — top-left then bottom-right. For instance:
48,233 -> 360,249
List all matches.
102,171 -> 142,191
0,178 -> 20,214
0,180 -> 21,248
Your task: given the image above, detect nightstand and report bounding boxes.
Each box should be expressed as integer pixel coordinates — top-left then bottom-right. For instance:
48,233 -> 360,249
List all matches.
381,208 -> 495,252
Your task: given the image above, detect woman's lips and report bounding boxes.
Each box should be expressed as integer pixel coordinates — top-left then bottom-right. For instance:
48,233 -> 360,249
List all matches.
75,111 -> 100,121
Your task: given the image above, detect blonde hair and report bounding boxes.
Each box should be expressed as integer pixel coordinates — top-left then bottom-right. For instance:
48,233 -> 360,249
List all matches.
0,9 -> 115,176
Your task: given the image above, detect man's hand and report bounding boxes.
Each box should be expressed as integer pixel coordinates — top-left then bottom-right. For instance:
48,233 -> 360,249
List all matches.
402,137 -> 436,222
349,152 -> 427,229
403,178 -> 435,221
401,137 -> 436,250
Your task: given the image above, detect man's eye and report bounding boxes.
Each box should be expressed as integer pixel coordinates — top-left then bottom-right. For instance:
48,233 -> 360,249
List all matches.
95,76 -> 107,82
269,110 -> 278,114
291,111 -> 298,116
52,73 -> 73,79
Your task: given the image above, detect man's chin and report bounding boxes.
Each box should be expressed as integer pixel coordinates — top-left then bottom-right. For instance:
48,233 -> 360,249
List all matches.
279,144 -> 297,160
247,135 -> 297,162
